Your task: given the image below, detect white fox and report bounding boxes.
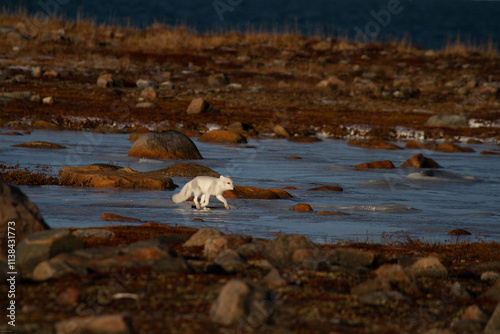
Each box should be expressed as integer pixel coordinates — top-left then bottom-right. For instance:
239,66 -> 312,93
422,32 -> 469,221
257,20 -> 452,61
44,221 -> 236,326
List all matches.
172,175 -> 234,210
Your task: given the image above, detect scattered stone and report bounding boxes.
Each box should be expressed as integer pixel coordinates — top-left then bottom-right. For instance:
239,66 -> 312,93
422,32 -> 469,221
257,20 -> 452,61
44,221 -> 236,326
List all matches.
128,131 -> 203,160
355,160 -> 395,169
42,70 -> 59,78
435,142 -> 475,153
136,102 -> 155,108
223,186 -> 292,199
308,186 -> 343,191
58,164 -> 176,189
198,130 -> 247,144
214,249 -> 247,272
210,280 -> 274,326
136,79 -> 157,90
484,302 -> 500,334
0,181 -> 49,261
292,203 -> 313,212
72,229 -> 115,239
208,73 -> 229,88
33,257 -> 87,281
140,86 -> 157,100
447,228 -> 471,236
410,256 -> 447,278
100,213 -> 141,222
317,75 -> 346,89
42,96 -> 55,105
287,155 -> 302,159
0,90 -> 32,100
186,97 -> 218,114
481,271 -> 500,281
32,119 -> 59,130
462,304 -> 490,323
96,73 -> 115,88
204,235 -> 252,260
149,163 -> 220,178
329,248 -> 378,268
17,229 -> 83,275
263,268 -> 287,288
184,228 -> 224,247
55,314 -> 133,334
401,153 -> 441,168
273,124 -> 292,138
347,139 -> 404,150
57,287 -> 80,305
12,141 -> 67,149
425,114 -> 468,128
267,234 -> 316,267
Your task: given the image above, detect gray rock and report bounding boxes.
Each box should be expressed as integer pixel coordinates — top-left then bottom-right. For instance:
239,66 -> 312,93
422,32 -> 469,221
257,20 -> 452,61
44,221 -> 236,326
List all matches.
213,249 -> 247,273
236,241 -> 268,259
32,258 -> 87,281
210,279 -> 274,326
128,130 -> 203,160
73,229 -> 115,239
482,281 -> 500,301
55,314 -> 133,334
329,248 -> 378,268
136,79 -> 157,90
184,228 -> 224,247
0,91 -> 32,100
409,256 -> 448,278
17,229 -> 83,276
425,114 -> 468,128
208,73 -> 229,88
266,234 -> 316,267
485,302 -> 500,334
0,181 -> 50,261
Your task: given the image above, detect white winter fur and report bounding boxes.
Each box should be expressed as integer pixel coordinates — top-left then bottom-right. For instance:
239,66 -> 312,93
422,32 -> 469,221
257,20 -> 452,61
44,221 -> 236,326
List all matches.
172,175 -> 234,210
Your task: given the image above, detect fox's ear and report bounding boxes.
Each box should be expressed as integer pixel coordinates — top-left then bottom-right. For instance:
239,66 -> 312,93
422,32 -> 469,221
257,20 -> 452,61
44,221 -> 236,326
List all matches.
219,175 -> 224,179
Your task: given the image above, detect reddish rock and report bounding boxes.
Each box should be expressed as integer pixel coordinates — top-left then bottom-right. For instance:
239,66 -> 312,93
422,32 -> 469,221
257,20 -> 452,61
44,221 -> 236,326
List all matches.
184,228 -> 223,247
287,155 -> 302,159
100,213 -> 141,222
329,248 -> 378,268
448,228 -> 471,236
348,139 -> 404,150
96,73 -> 114,88
481,151 -> 500,155
435,142 -> 475,153
204,235 -> 251,260
273,124 -> 291,138
128,131 -> 203,160
355,160 -> 395,169
140,86 -> 157,100
12,141 -> 67,149
282,186 -> 300,190
186,97 -> 218,114
0,131 -> 23,136
223,186 -> 292,199
148,163 -> 220,178
309,186 -> 343,191
55,314 -> 133,334
58,164 -> 175,190
316,211 -> 349,215
57,287 -> 80,305
42,70 -> 60,78
401,153 -> 441,168
292,203 -> 313,212
317,75 -> 346,89
198,130 -> 247,144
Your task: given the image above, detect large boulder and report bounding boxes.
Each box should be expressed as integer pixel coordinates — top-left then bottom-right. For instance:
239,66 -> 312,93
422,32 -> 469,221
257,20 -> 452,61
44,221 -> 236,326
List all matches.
223,186 -> 292,199
401,153 -> 441,168
58,164 -> 175,189
0,181 -> 49,260
425,114 -> 468,128
128,131 -> 202,160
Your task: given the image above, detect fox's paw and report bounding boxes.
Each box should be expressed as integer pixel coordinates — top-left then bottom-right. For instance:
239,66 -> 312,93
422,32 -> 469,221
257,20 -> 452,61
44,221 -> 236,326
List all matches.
203,207 -> 211,211
225,206 -> 230,210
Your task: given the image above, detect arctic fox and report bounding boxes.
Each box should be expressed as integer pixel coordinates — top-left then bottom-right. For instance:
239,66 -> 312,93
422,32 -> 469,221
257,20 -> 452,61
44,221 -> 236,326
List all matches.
172,175 -> 234,210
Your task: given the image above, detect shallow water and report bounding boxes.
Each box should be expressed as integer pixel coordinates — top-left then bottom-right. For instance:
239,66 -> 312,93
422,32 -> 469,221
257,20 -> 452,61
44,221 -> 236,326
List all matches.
2,129 -> 500,243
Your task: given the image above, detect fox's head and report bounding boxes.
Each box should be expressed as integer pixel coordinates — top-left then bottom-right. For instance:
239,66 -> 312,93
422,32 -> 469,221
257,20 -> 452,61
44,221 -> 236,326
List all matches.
220,175 -> 234,190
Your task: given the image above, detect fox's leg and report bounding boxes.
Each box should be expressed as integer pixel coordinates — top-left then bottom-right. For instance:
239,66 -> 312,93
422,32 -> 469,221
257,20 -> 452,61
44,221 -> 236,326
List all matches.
200,194 -> 211,211
216,195 -> 230,210
193,191 -> 201,209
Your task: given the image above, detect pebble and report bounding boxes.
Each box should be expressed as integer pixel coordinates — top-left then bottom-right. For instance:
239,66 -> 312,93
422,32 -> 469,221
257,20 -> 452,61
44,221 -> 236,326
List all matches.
136,102 -> 155,108
136,79 -> 157,90
42,96 -> 55,105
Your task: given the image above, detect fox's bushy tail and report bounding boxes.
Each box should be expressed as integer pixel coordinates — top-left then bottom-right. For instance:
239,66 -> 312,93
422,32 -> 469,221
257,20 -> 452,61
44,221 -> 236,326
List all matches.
172,182 -> 191,203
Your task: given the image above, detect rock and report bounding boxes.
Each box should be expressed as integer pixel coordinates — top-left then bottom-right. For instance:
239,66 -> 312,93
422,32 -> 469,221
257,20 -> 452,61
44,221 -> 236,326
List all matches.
72,229 -> 115,239
208,73 -> 229,88
136,79 -> 157,90
347,139 -> 404,150
352,77 -> 380,95
17,229 -> 83,276
204,235 -> 251,260
434,142 -> 475,153
358,290 -> 410,306
32,120 -> 59,130
57,287 -> 80,305
11,141 -> 67,149
267,234 -> 316,267
481,151 -> 500,155
236,241 -> 268,259
58,164 -> 176,189
287,136 -> 322,143
273,124 -> 291,138
401,153 -> 441,168
214,249 -> 247,272
12,74 -> 26,84
405,140 -> 428,150
287,155 -> 302,159
482,281 -> 500,301
410,256 -> 447,278
32,66 -> 43,77
292,203 -> 313,212
223,186 -> 292,199
184,228 -> 224,247
0,90 -> 32,100
55,314 -> 133,334
447,228 -> 471,236
317,75 -> 346,89
148,163 -> 220,178
316,211 -> 348,215
198,130 -> 247,144
355,160 -> 395,169
485,302 -> 500,334
140,86 -> 157,100
462,304 -> 490,323
186,97 -> 218,114
263,268 -> 287,288
43,70 -> 59,78
210,279 -> 274,326
0,181 -> 49,261
227,122 -> 256,136
100,213 -> 141,221
481,271 -> 500,282
96,73 -> 114,88
128,131 -> 203,160
425,114 -> 468,128
32,258 -> 87,281
351,278 -> 391,295
449,281 -> 473,300
329,248 -> 378,268
308,186 -> 343,191
136,102 -> 155,108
